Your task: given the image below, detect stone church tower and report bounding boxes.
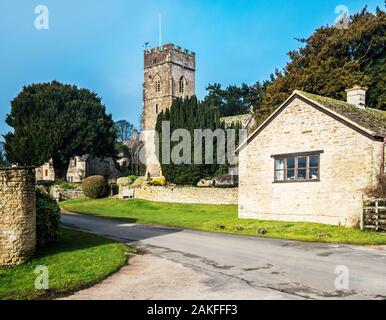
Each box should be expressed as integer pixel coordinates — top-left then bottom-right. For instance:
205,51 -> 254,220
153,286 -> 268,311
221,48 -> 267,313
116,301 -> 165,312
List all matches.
141,44 -> 196,176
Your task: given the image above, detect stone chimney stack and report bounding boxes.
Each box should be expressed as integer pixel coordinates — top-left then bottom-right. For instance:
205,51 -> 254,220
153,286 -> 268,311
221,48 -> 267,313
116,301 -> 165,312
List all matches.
346,85 -> 367,109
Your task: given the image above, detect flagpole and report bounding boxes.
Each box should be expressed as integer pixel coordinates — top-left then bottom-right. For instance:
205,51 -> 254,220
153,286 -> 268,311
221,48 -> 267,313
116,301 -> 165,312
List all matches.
158,13 -> 162,47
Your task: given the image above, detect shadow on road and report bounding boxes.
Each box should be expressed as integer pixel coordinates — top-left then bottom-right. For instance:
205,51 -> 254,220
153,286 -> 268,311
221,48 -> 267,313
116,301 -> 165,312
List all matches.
61,212 -> 183,243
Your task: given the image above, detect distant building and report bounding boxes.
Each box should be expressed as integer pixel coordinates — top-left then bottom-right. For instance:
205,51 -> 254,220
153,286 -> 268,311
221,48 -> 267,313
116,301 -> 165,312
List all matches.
120,129 -> 144,176
220,108 -> 256,132
66,156 -> 121,182
35,159 -> 55,182
36,156 -> 123,183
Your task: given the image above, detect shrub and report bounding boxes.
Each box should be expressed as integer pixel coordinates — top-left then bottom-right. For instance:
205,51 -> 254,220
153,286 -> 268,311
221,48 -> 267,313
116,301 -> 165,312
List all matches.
55,181 -> 79,190
36,188 -> 61,246
128,175 -> 138,182
365,174 -> 386,197
82,175 -> 108,198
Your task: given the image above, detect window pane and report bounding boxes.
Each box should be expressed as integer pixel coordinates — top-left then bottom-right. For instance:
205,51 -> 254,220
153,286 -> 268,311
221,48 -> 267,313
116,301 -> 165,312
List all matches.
298,157 -> 307,169
275,170 -> 284,181
287,158 -> 295,169
310,155 -> 319,168
298,168 -> 307,179
286,169 -> 295,180
276,159 -> 284,170
309,168 -> 319,179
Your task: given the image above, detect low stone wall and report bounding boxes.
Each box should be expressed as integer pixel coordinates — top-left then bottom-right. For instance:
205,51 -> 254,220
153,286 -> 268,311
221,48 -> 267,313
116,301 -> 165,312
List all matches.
52,189 -> 86,202
134,186 -> 238,205
0,167 -> 36,266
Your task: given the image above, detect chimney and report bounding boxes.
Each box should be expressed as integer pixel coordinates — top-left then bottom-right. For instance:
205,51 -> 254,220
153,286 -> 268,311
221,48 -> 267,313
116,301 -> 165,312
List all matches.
346,85 -> 367,109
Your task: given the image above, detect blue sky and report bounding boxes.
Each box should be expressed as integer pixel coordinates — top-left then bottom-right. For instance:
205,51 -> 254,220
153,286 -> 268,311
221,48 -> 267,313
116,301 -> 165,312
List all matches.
0,0 -> 383,136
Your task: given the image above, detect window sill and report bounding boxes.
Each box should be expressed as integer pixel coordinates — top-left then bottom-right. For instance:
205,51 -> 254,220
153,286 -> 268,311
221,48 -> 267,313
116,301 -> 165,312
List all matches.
273,179 -> 320,184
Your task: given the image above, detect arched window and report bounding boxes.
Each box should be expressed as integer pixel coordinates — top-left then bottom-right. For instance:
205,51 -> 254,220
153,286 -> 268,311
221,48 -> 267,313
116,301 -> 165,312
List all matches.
154,75 -> 161,93
155,80 -> 161,93
155,104 -> 158,114
179,76 -> 185,94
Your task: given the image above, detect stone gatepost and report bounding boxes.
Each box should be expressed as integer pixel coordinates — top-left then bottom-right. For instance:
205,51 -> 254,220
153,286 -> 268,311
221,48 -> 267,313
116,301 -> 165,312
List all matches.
0,167 -> 36,266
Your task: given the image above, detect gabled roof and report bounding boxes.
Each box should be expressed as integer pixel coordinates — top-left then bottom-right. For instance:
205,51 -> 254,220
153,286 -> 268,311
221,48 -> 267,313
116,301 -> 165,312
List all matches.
299,91 -> 386,137
237,90 -> 386,153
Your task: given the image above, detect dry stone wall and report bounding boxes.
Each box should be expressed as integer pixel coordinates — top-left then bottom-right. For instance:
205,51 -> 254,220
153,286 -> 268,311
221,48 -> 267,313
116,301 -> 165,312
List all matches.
134,186 -> 238,205
0,168 -> 36,266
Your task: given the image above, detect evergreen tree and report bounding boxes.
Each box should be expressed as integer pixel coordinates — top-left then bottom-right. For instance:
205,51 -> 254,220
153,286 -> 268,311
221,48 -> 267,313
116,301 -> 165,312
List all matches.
156,96 -> 232,185
204,82 -> 263,117
261,6 -> 386,110
4,81 -> 117,179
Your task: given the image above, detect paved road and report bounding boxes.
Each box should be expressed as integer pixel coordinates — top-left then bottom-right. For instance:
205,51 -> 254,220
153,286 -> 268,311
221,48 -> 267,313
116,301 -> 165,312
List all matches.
62,212 -> 386,300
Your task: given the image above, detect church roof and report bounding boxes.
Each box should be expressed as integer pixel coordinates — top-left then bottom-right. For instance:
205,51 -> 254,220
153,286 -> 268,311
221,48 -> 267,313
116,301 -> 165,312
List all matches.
237,90 -> 386,153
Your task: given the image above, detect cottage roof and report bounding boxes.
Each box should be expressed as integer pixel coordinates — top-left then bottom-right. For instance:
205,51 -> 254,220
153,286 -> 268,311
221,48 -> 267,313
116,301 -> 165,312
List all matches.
298,91 -> 386,137
237,90 -> 386,153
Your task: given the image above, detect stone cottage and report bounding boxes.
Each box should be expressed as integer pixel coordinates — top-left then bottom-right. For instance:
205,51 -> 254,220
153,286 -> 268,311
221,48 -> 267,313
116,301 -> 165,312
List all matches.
238,86 -> 386,227
36,155 -> 122,183
66,155 -> 121,182
35,159 -> 55,181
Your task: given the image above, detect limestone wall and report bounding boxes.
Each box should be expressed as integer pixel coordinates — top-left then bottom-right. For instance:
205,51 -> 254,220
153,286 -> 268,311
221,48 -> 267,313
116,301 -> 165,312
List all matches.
134,186 -> 238,205
51,186 -> 85,202
0,168 -> 36,266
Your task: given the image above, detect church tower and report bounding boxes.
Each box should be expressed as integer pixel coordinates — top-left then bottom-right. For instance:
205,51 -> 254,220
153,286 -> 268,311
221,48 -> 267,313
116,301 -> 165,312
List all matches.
141,44 -> 196,176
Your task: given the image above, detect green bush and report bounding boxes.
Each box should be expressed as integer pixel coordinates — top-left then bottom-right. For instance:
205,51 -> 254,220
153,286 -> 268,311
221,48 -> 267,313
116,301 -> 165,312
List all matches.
82,175 -> 108,198
36,188 -> 61,246
55,181 -> 79,190
127,175 -> 138,182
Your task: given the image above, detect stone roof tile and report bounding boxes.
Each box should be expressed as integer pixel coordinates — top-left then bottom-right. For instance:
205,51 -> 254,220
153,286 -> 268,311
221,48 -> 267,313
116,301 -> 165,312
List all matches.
298,91 -> 386,137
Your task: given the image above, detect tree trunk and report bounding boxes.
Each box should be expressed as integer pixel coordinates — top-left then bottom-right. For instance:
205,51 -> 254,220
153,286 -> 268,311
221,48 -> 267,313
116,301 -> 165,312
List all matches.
52,156 -> 69,181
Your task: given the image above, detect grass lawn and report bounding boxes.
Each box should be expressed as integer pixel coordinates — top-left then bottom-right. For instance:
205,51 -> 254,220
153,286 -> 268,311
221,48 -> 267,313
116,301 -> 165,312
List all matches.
61,198 -> 386,245
0,228 -> 135,300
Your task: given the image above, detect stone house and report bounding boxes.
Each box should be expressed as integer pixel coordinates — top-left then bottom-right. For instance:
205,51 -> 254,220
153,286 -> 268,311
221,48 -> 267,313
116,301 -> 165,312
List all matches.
35,159 -> 55,182
238,86 -> 386,227
66,155 -> 121,182
36,155 -> 123,183
119,129 -> 144,175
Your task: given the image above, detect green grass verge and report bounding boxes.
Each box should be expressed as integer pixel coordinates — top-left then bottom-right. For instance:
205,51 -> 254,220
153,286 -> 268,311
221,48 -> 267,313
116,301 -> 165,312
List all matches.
0,228 -> 135,300
61,198 -> 386,245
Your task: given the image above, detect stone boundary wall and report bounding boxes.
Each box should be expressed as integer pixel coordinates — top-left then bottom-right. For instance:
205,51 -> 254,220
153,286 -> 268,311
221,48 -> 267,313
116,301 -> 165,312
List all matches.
0,167 -> 36,266
134,186 -> 238,205
51,187 -> 85,202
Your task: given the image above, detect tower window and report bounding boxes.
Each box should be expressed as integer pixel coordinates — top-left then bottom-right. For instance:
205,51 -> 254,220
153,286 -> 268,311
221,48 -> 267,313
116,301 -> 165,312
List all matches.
155,80 -> 161,93
179,77 -> 185,94
155,104 -> 158,113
